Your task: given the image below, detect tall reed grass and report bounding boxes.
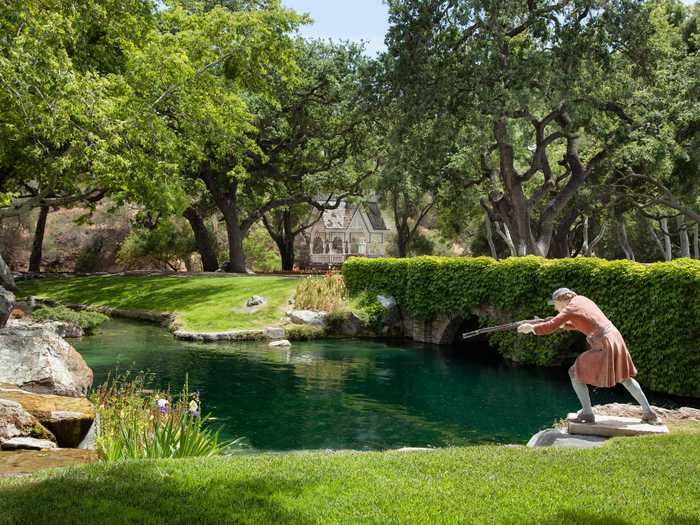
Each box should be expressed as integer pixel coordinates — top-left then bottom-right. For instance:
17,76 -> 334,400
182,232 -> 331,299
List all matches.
92,372 -> 244,461
293,272 -> 347,312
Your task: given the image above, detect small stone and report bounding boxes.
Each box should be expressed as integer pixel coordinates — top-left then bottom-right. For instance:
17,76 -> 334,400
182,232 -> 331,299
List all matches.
269,339 -> 291,348
246,295 -> 266,307
1,437 -> 57,450
265,326 -> 285,339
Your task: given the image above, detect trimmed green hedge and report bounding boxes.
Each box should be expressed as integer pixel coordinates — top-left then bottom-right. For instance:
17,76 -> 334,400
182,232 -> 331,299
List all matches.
343,256 -> 700,397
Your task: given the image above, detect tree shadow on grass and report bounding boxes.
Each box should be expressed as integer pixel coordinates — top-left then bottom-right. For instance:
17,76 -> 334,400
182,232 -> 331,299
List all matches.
0,460 -> 314,525
540,510 -> 700,525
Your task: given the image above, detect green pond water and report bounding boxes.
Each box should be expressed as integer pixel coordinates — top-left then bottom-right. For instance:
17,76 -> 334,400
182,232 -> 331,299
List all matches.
73,319 -> 698,451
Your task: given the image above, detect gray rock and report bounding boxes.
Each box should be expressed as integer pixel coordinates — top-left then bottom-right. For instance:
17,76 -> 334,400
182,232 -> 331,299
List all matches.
0,399 -> 39,442
268,339 -> 291,348
0,324 -> 93,397
288,310 -> 327,327
527,428 -> 608,449
376,294 -> 400,325
1,437 -> 57,450
376,295 -> 397,310
78,413 -> 100,450
339,311 -> 364,336
264,326 -> 285,339
0,254 -> 17,292
246,295 -> 266,307
45,321 -> 83,338
13,296 -> 36,316
0,287 -> 15,328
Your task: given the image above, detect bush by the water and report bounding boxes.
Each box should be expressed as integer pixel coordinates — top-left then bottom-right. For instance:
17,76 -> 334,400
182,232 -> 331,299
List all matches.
93,372 -> 242,461
32,306 -> 109,334
343,256 -> 700,397
294,273 -> 347,312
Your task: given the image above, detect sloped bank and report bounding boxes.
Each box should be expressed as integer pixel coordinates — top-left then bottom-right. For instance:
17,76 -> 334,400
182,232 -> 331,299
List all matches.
343,256 -> 700,398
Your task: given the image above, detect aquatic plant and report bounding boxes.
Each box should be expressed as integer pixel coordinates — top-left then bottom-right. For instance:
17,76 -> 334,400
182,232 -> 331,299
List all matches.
92,372 -> 244,461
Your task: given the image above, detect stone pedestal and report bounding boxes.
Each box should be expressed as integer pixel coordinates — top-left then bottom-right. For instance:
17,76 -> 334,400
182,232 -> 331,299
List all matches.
567,413 -> 669,437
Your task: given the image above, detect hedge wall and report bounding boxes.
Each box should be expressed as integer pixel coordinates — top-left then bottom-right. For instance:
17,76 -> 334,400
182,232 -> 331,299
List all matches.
342,256 -> 700,397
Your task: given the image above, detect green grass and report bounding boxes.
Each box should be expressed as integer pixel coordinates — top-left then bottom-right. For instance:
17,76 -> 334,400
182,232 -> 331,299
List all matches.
1,432 -> 699,524
17,276 -> 301,332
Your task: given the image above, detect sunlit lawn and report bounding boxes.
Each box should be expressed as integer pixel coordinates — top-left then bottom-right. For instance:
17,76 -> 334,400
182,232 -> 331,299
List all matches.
17,275 -> 302,332
1,430 -> 699,525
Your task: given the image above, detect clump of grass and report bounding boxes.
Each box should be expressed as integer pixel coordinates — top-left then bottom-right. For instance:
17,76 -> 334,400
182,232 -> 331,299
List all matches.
285,324 -> 326,340
349,292 -> 386,330
92,371 -> 244,461
32,305 -> 109,334
293,273 -> 347,312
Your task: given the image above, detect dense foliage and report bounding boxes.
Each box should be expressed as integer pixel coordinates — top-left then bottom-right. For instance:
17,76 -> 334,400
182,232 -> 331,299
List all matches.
343,256 -> 700,396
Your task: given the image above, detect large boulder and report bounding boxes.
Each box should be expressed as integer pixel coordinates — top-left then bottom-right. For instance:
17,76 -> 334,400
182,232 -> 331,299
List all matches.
0,287 -> 14,328
0,254 -> 17,292
0,385 -> 95,448
288,310 -> 327,327
0,324 -> 93,397
0,399 -> 55,444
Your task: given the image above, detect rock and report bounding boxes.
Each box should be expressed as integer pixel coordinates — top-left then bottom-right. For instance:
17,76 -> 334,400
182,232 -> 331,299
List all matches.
0,385 -> 94,448
44,321 -> 83,338
339,311 -> 364,336
288,310 -> 327,327
1,437 -> 57,451
13,296 -> 36,316
0,254 -> 17,292
527,428 -> 608,449
0,287 -> 15,328
0,448 -> 98,477
376,294 -> 397,310
268,339 -> 291,348
376,294 -> 400,326
0,325 -> 93,397
0,399 -> 54,444
264,326 -> 285,339
566,412 -> 669,438
77,413 -> 100,450
246,295 -> 266,307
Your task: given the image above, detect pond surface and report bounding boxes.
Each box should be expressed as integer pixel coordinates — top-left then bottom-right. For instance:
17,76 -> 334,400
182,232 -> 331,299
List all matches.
74,319 -> 698,451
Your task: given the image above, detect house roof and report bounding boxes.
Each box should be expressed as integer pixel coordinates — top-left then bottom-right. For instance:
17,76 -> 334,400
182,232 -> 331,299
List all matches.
320,201 -> 389,231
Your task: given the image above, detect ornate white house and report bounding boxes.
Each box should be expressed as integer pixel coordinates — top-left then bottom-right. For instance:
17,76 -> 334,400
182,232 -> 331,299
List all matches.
307,200 -> 391,267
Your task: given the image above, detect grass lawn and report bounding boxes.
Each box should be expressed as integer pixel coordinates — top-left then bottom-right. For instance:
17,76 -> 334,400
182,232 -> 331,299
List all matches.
17,275 -> 302,332
1,431 -> 699,524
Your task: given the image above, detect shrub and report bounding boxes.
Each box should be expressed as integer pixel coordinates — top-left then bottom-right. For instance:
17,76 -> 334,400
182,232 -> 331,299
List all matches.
92,372 -> 243,461
294,273 -> 347,312
32,305 -> 109,334
342,256 -> 700,397
285,324 -> 325,340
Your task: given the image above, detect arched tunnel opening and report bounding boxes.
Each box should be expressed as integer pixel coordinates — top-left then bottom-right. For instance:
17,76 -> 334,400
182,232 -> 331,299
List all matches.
441,315 -> 505,365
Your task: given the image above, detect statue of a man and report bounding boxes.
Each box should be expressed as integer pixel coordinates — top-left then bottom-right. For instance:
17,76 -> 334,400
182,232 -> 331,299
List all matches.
517,288 -> 662,425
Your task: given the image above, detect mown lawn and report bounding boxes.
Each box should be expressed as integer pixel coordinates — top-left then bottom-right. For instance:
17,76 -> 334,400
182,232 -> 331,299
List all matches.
17,275 -> 302,332
1,432 -> 699,525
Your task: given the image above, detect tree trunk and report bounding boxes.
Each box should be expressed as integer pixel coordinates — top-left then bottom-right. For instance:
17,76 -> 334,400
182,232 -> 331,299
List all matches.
616,218 -> 635,261
183,207 -> 219,271
678,215 -> 690,258
693,223 -> 699,259
276,238 -> 295,271
28,205 -> 49,273
222,209 -> 247,273
483,213 -> 498,259
660,218 -> 672,261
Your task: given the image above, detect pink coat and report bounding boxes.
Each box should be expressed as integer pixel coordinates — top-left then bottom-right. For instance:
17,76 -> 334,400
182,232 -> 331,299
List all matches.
534,295 -> 637,387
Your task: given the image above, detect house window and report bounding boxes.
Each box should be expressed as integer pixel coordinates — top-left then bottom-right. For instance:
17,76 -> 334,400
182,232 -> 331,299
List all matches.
312,235 -> 323,254
332,236 -> 343,253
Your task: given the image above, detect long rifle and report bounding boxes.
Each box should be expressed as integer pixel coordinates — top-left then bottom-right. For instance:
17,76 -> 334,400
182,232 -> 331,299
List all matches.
462,317 -> 543,340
